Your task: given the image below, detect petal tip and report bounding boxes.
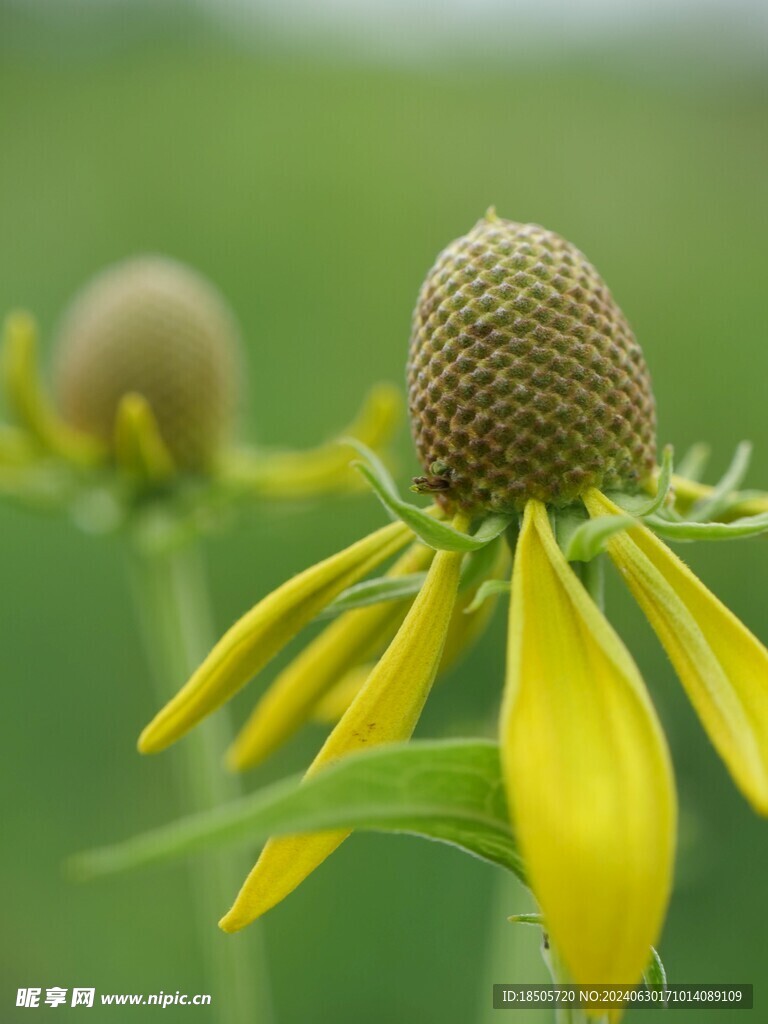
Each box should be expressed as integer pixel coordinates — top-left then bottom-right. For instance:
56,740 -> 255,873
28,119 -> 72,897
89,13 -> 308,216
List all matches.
219,900 -> 260,933
224,745 -> 250,774
137,722 -> 165,755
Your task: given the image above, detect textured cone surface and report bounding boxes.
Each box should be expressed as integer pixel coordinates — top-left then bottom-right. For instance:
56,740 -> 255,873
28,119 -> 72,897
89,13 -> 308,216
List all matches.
408,216 -> 656,513
54,256 -> 240,471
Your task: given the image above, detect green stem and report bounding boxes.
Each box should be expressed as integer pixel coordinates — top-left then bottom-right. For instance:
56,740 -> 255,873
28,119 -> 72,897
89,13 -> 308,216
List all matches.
479,871 -> 547,1024
128,540 -> 274,1024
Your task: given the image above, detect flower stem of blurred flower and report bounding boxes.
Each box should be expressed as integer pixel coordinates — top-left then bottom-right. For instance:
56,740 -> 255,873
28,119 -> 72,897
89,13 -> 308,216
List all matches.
479,870 -> 547,1023
128,541 -> 274,1024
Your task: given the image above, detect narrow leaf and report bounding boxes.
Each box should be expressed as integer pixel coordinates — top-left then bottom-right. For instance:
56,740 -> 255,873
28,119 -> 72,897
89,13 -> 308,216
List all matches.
72,740 -> 524,882
317,572 -> 428,619
464,579 -> 511,614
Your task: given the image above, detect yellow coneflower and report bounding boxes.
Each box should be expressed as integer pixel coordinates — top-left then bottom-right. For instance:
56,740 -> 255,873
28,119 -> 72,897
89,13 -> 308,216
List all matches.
139,214 -> 768,992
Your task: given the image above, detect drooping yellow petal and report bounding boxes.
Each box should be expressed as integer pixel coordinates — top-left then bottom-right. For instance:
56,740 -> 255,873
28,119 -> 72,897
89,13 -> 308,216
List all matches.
0,425 -> 36,466
311,663 -> 374,723
219,536 -> 466,932
113,393 -> 175,483
222,383 -> 401,499
671,474 -> 768,520
2,311 -> 104,465
226,541 -> 434,771
502,500 -> 675,987
585,487 -> 768,813
138,520 -> 411,753
310,542 -> 513,726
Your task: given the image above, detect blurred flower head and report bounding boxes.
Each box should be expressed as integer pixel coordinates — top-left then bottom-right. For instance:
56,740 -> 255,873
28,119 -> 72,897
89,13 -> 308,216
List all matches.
0,256 -> 399,541
54,256 -> 241,472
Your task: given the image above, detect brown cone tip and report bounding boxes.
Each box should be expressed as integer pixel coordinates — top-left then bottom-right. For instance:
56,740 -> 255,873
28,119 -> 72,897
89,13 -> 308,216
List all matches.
54,256 -> 241,472
407,214 -> 657,513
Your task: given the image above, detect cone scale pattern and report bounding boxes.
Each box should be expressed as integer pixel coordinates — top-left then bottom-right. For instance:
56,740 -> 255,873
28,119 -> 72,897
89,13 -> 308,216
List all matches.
408,215 -> 657,513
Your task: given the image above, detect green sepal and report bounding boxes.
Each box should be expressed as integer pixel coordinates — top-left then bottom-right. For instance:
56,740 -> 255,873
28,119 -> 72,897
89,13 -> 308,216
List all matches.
691,440 -> 751,521
71,739 -> 525,882
460,535 -> 502,591
562,512 -> 636,562
676,442 -> 710,482
507,913 -> 544,926
464,578 -> 511,614
350,440 -> 513,552
316,572 -> 428,619
607,445 -> 674,518
645,512 -> 768,542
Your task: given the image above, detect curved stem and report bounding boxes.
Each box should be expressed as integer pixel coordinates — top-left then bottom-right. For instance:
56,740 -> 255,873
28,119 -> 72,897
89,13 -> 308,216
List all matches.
128,541 -> 274,1024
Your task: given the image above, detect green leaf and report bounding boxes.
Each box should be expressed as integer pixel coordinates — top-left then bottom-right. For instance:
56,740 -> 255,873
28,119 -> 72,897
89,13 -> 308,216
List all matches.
643,946 -> 668,995
317,572 -> 428,619
646,512 -> 768,542
691,441 -> 752,522
563,513 -> 636,562
349,440 -> 513,552
507,913 -> 544,927
72,739 -> 525,883
464,578 -> 511,614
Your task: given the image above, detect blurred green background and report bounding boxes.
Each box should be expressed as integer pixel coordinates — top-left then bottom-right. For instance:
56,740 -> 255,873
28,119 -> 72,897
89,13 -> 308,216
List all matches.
1,1 -> 766,1021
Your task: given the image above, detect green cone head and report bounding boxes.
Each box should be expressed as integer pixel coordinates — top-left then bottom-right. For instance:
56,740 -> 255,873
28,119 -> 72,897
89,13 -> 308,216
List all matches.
54,256 -> 241,471
408,214 -> 657,513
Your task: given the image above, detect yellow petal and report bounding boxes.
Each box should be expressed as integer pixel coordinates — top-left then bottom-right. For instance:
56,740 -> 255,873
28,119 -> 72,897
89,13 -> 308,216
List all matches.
138,520 -> 411,753
226,541 -> 434,771
311,663 -> 374,724
0,425 -> 36,467
502,500 -> 675,986
585,487 -> 768,813
2,311 -> 103,465
671,474 -> 768,520
113,393 -> 176,483
222,383 -> 401,499
310,542 -> 513,726
219,537 -> 465,932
